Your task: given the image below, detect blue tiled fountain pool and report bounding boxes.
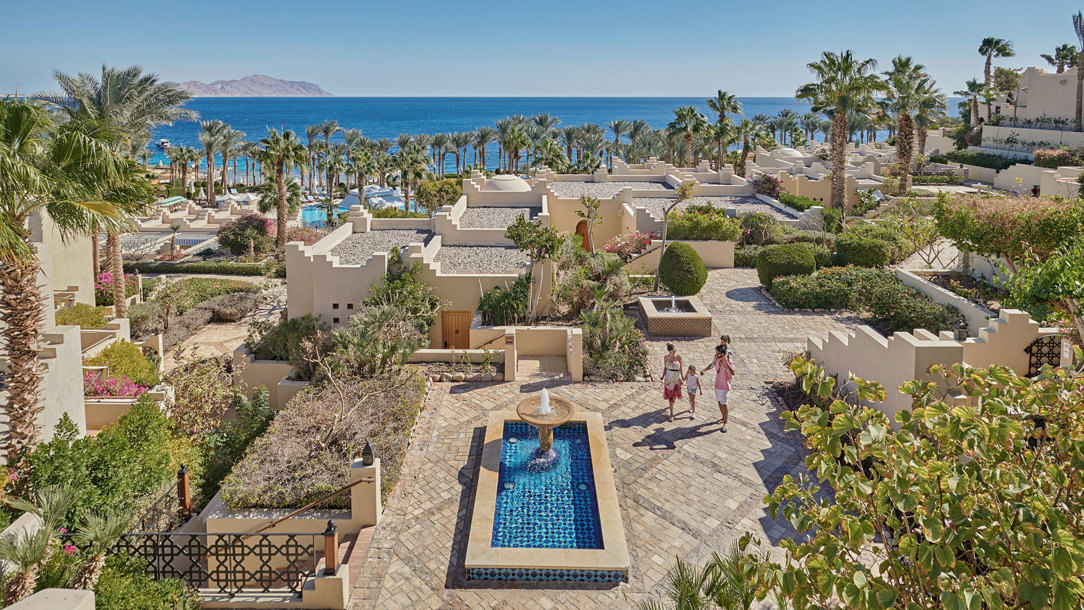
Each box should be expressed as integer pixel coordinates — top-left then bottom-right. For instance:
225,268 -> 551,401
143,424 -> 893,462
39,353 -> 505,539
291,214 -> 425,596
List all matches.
301,204 -> 348,227
491,421 -> 603,550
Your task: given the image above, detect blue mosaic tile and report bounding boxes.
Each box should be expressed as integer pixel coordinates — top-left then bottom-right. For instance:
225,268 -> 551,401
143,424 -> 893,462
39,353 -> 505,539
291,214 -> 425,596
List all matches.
491,422 -> 604,550
467,567 -> 627,583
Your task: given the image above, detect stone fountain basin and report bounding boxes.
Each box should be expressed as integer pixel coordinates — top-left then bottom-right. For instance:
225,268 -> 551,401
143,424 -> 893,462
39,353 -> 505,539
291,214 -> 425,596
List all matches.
637,295 -> 713,338
516,394 -> 576,428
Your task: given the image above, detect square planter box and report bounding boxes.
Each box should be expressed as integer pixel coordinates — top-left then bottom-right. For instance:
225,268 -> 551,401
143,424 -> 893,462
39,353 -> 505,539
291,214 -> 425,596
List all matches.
637,296 -> 712,338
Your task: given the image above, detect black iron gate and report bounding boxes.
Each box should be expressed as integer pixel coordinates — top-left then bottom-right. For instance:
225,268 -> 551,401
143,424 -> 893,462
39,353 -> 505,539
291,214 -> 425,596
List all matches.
1025,335 -> 1062,376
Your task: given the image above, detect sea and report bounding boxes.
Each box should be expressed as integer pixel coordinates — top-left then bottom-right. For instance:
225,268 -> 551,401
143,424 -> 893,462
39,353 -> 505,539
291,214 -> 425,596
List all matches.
147,96 -> 961,174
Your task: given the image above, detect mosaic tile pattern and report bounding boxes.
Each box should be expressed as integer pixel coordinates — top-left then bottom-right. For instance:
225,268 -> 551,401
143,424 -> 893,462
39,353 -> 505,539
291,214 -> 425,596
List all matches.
492,422 -> 603,549
468,567 -> 627,583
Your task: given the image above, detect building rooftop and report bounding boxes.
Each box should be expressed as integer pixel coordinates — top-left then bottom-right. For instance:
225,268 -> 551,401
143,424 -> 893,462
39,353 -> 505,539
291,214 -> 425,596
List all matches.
482,174 -> 531,192
633,196 -> 797,220
547,181 -> 673,198
435,246 -> 528,275
330,230 -> 432,265
458,206 -> 540,229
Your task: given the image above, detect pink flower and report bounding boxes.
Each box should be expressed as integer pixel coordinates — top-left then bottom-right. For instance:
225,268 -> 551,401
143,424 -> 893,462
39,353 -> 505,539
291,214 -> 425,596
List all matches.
58,527 -> 68,534
63,543 -> 77,556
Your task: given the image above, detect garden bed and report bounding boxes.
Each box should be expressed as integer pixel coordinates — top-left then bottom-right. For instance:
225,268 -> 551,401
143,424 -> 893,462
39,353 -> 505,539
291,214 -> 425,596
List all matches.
913,271 -> 1005,311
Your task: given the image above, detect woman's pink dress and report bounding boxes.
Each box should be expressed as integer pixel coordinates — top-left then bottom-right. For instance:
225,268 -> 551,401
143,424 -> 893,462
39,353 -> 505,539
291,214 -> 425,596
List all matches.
663,359 -> 682,400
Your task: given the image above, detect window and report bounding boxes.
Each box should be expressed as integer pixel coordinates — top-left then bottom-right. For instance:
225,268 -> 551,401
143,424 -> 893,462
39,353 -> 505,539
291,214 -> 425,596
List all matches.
332,303 -> 339,310
347,303 -> 354,310
333,317 -> 340,324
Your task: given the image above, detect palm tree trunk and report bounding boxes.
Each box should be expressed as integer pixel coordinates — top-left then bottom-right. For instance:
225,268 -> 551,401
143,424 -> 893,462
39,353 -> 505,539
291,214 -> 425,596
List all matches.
91,230 -> 100,280
108,232 -> 126,318
895,113 -> 914,195
205,153 -> 215,203
0,251 -> 46,475
75,554 -> 106,590
984,55 -> 993,118
3,569 -> 38,605
1077,55 -> 1084,131
276,163 -> 288,250
829,110 -> 848,225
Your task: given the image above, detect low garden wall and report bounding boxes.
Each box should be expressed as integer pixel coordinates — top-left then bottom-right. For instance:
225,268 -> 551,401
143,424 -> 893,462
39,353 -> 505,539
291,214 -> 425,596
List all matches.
84,384 -> 174,433
232,345 -> 300,410
621,240 -> 736,272
895,270 -> 994,335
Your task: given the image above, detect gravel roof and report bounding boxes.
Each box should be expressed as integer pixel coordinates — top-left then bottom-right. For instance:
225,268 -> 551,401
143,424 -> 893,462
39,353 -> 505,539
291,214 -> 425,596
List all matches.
435,246 -> 528,275
458,206 -> 540,229
331,230 -> 432,265
633,196 -> 796,220
548,181 -> 673,198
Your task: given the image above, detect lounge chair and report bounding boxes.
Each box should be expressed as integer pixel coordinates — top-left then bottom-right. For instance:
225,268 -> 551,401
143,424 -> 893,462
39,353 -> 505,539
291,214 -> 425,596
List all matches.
229,188 -> 239,196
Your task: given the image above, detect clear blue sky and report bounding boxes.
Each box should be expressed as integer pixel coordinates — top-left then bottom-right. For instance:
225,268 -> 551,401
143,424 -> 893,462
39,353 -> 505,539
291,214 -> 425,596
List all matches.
3,0 -> 1082,96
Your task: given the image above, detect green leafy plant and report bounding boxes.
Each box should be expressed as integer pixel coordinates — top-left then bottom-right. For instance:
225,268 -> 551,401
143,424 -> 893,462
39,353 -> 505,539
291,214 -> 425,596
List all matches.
940,149 -> 1026,170
217,214 -> 274,257
479,275 -> 530,326
779,192 -> 819,211
55,303 -> 108,329
667,207 -> 742,241
755,244 -> 816,288
506,216 -> 562,321
744,357 -> 1084,610
93,555 -> 200,609
125,261 -> 273,276
659,241 -> 708,296
582,307 -> 648,380
834,233 -> 892,267
247,314 -> 328,380
84,340 -> 159,388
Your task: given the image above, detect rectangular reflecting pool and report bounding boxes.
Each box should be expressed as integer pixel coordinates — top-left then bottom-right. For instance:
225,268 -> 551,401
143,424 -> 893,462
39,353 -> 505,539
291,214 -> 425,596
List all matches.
465,410 -> 629,583
492,422 -> 603,550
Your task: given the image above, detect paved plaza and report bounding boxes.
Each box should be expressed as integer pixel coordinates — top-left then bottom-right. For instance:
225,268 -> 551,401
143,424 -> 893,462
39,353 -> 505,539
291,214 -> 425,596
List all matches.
349,269 -> 863,609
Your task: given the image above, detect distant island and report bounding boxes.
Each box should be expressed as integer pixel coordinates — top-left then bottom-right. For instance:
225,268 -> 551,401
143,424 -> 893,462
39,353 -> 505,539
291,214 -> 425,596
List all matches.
170,74 -> 332,97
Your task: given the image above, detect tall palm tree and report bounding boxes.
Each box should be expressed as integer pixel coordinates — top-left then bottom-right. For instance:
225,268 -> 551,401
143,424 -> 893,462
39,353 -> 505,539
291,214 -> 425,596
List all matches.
913,83 -> 947,157
883,56 -> 930,194
431,133 -> 450,177
0,101 -> 134,469
668,106 -> 708,167
559,126 -> 579,165
259,128 -> 308,249
606,119 -> 631,168
707,90 -> 742,123
978,37 -> 1015,117
341,128 -> 363,187
199,119 -> 226,203
305,124 -> 322,191
473,128 -> 496,171
137,148 -> 153,168
706,120 -> 735,170
396,144 -> 430,212
800,112 -> 821,141
733,119 -> 763,176
219,127 -> 245,189
1041,43 -> 1079,73
954,79 -> 986,127
796,50 -> 885,221
1075,13 -> 1084,131
451,132 -> 472,176
532,113 -> 560,134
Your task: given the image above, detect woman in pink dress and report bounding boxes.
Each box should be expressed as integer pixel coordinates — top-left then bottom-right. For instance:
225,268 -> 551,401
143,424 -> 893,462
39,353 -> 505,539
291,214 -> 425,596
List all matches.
702,338 -> 735,432
661,343 -> 683,422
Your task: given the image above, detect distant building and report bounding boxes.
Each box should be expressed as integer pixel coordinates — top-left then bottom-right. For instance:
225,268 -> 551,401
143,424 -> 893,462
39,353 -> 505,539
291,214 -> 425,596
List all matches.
982,67 -> 1079,127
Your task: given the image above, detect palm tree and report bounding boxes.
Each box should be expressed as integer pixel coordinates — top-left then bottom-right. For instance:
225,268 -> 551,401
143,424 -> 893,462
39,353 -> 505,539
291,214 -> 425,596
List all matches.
396,144 -> 430,213
532,113 -> 560,134
707,90 -> 742,123
219,127 -> 246,189
559,126 -> 579,165
884,56 -> 930,194
913,83 -> 948,157
137,148 -> 153,168
451,132 -> 472,176
706,120 -> 735,170
800,112 -> 821,141
1075,13 -> 1084,131
978,37 -> 1015,117
74,512 -> 130,589
259,128 -> 308,249
305,124 -> 322,191
796,50 -> 885,222
199,119 -> 226,203
1041,43 -> 1079,73
668,106 -> 708,167
606,119 -> 631,168
954,79 -> 985,127
733,119 -> 763,176
0,529 -> 50,603
474,128 -> 497,171
431,133 -> 450,177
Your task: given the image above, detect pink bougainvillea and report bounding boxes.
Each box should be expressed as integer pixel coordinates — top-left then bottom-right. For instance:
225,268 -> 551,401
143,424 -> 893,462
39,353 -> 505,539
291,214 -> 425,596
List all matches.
604,231 -> 656,261
83,371 -> 149,398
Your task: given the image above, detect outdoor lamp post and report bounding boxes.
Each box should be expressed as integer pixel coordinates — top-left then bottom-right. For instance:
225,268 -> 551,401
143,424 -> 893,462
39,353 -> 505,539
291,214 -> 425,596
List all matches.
361,442 -> 374,466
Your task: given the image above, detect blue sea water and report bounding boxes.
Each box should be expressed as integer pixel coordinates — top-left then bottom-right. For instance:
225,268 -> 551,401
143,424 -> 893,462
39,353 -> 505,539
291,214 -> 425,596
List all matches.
149,96 -> 962,174
491,421 -> 602,550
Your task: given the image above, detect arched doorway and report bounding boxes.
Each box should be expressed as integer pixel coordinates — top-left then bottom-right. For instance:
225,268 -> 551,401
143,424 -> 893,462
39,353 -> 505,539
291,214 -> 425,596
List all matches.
575,220 -> 592,252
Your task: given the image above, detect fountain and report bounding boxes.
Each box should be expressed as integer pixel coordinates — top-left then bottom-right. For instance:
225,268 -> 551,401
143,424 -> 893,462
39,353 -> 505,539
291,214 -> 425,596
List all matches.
464,390 -> 629,583
515,388 -> 575,469
637,294 -> 713,337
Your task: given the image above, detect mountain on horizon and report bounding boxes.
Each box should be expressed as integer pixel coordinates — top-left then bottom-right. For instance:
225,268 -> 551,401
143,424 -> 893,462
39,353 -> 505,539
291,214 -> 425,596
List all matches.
171,74 -> 332,97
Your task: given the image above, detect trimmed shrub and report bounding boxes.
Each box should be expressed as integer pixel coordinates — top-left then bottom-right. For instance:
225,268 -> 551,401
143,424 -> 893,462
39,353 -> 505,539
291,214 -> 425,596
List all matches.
821,208 -> 843,233
658,241 -> 708,296
55,303 -> 108,329
667,207 -> 742,241
779,192 -> 819,211
845,221 -> 913,263
942,150 -> 1025,171
125,261 -> 272,276
911,174 -> 964,185
94,555 -> 201,610
84,340 -> 159,388
807,243 -> 834,268
739,211 -> 783,245
755,244 -> 816,287
835,233 -> 893,267
1032,148 -> 1084,169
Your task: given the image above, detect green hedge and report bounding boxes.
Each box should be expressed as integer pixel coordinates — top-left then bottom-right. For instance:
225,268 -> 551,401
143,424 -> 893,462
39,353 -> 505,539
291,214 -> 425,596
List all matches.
911,174 -> 964,185
755,243 -> 816,287
125,261 -> 273,276
770,266 -> 965,335
779,192 -> 820,211
735,245 -> 760,268
84,340 -> 160,387
835,233 -> 893,267
939,150 -> 1026,171
55,303 -> 108,329
659,242 -> 708,296
667,207 -> 742,241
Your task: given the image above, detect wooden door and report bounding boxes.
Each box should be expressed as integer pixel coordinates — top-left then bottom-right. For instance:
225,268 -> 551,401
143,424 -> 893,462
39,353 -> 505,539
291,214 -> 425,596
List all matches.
575,220 -> 592,252
442,311 -> 471,349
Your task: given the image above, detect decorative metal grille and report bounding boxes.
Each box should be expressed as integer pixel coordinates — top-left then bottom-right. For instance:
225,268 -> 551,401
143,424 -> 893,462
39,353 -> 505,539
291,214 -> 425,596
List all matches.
1025,335 -> 1062,377
132,480 -> 182,533
114,532 -> 318,597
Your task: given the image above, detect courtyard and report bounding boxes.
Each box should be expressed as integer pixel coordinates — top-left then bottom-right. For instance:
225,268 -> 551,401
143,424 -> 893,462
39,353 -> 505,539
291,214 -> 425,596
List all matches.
349,269 -> 862,609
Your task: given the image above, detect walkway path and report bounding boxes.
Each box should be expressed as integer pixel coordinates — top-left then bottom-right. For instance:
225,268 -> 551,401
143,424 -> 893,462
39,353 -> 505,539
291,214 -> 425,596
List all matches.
349,269 -> 863,609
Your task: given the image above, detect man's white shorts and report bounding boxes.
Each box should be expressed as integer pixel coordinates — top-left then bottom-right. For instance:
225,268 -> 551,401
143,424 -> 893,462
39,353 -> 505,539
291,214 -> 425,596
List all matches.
714,389 -> 729,404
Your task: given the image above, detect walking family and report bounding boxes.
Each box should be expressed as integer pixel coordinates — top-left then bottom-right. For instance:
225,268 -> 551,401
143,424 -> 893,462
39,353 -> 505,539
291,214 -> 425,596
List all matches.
661,335 -> 736,431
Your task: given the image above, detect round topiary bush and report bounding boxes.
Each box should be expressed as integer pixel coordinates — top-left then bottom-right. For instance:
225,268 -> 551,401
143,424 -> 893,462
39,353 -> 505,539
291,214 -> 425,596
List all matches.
834,234 -> 892,267
755,243 -> 816,287
659,241 -> 707,296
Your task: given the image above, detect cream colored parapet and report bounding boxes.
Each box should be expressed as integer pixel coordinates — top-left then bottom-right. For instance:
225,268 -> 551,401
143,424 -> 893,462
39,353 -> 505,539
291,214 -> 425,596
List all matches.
808,309 -> 1058,423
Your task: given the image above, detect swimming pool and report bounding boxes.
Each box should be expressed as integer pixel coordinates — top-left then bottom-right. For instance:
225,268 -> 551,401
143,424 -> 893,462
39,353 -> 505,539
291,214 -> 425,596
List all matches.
491,421 -> 603,550
301,204 -> 348,227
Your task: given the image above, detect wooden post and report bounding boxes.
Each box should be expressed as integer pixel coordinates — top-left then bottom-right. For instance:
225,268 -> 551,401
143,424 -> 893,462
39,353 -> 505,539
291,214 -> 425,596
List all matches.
323,520 -> 339,575
178,465 -> 191,518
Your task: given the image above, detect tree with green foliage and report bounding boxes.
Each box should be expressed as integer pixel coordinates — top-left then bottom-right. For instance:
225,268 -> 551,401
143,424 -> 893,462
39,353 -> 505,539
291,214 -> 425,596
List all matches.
506,216 -> 562,322
978,37 -> 1015,117
654,182 -> 694,291
743,356 -> 1084,610
259,128 -> 308,249
668,106 -> 708,167
1041,43 -> 1079,73
1003,234 -> 1084,340
415,177 -> 463,216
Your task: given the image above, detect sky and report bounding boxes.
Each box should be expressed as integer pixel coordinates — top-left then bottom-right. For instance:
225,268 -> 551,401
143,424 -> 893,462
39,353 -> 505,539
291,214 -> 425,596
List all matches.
3,0 -> 1083,97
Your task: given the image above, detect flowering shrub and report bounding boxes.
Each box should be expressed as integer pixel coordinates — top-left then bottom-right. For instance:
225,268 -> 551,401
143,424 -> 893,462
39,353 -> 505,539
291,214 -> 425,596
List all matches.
604,231 -> 656,261
1032,148 -> 1084,169
667,206 -> 742,241
83,371 -> 149,398
283,225 -> 321,246
770,266 -> 964,335
94,272 -> 138,306
750,173 -> 783,198
218,214 -> 275,256
84,340 -> 160,387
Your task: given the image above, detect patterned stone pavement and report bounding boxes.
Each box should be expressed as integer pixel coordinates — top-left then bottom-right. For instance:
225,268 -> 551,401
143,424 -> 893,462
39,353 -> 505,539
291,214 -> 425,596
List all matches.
349,269 -> 863,609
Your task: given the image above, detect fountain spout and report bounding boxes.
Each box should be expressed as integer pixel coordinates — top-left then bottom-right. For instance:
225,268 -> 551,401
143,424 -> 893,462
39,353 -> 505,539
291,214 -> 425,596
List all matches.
538,388 -> 552,416
516,391 -> 576,469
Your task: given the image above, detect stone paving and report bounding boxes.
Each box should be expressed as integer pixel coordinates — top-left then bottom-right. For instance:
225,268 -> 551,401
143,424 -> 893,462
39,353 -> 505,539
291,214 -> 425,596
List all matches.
349,269 -> 863,609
